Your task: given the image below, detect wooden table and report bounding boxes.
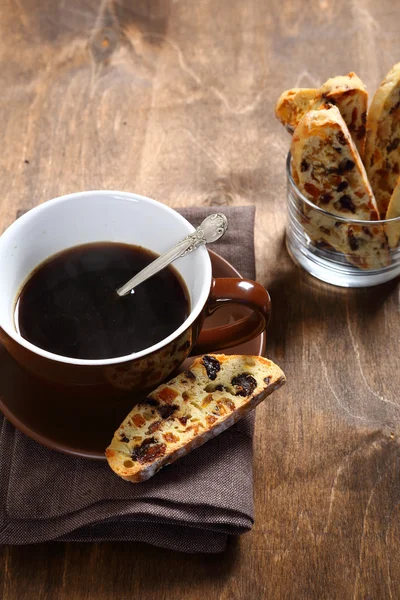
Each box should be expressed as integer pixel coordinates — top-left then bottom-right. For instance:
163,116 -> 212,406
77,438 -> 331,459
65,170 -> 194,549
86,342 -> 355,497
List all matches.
1,1 -> 400,598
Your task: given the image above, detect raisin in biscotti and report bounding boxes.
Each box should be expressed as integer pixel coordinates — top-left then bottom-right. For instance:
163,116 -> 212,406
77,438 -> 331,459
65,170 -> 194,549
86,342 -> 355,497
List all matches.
291,105 -> 390,270
276,73 -> 368,157
364,62 -> 400,217
106,354 -> 286,483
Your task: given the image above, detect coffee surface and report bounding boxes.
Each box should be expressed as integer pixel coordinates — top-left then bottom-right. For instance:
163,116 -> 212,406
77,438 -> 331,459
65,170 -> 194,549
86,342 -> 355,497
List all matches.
16,242 -> 190,360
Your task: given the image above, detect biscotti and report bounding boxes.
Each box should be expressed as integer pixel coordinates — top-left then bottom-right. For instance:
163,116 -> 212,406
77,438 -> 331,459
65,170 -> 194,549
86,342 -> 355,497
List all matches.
275,88 -> 317,133
276,73 -> 368,157
385,176 -> 400,248
106,354 -> 286,483
315,73 -> 367,157
364,61 -> 400,217
291,105 -> 390,269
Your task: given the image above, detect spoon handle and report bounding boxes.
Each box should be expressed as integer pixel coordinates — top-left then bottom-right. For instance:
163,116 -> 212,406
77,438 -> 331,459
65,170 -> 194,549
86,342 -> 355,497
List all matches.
116,213 -> 227,297
116,234 -> 203,297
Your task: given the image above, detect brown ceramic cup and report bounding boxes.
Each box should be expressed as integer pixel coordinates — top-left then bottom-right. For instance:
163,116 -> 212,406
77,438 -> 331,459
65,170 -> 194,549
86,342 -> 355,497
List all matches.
0,191 -> 270,392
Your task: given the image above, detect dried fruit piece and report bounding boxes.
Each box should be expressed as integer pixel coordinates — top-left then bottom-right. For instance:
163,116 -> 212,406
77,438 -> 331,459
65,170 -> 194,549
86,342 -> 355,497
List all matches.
131,438 -> 167,464
184,370 -> 196,381
146,420 -> 162,435
157,404 -> 178,419
202,355 -> 221,380
158,387 -> 179,404
131,414 -> 146,428
231,373 -> 257,397
163,432 -> 179,443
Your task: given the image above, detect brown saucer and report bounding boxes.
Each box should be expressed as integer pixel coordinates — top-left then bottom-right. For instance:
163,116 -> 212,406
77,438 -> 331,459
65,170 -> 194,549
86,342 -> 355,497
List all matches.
0,251 -> 266,460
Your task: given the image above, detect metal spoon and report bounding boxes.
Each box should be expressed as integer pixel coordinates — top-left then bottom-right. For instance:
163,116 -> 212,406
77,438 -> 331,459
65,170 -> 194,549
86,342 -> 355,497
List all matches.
116,213 -> 228,297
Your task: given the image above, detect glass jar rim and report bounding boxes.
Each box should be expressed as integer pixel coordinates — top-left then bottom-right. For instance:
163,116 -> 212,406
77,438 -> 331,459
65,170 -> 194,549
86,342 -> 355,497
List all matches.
286,152 -> 400,225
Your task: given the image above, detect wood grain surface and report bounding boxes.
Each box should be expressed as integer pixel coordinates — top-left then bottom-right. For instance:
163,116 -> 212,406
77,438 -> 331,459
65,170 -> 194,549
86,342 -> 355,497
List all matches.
1,0 -> 400,598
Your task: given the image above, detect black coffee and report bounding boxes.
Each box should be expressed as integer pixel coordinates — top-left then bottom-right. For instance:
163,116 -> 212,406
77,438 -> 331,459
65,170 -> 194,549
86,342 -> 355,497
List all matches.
16,242 -> 190,360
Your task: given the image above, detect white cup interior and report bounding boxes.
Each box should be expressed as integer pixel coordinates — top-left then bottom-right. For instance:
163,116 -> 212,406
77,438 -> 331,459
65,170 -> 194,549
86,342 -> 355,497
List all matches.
0,191 -> 212,365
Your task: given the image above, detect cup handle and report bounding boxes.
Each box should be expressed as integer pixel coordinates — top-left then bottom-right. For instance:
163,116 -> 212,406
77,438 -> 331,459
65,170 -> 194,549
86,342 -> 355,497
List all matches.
192,278 -> 271,354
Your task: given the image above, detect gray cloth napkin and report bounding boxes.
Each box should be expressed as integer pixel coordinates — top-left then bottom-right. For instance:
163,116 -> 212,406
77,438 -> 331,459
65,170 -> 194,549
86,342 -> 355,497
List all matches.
0,205 -> 257,553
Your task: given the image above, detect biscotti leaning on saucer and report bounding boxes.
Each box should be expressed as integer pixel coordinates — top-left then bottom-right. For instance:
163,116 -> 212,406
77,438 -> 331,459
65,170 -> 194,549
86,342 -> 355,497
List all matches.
106,354 -> 286,483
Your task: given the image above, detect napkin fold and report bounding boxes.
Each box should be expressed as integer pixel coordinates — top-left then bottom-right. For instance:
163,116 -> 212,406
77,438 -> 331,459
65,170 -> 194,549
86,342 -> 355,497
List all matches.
0,205 -> 257,553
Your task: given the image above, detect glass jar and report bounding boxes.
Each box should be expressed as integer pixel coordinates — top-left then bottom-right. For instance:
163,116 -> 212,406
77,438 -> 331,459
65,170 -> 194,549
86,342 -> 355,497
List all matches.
285,153 -> 400,287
